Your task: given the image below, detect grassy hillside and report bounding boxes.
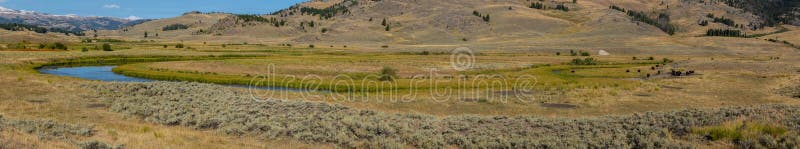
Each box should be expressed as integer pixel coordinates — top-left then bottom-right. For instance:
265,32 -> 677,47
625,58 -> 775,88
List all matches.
93,0 -> 797,47
0,28 -> 78,43
95,12 -> 231,41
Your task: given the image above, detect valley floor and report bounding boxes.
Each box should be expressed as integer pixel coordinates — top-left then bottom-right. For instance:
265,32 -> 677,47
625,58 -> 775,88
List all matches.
1,38 -> 800,148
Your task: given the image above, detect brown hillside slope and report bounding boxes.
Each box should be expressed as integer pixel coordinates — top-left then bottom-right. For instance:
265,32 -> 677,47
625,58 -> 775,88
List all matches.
95,0 -> 798,54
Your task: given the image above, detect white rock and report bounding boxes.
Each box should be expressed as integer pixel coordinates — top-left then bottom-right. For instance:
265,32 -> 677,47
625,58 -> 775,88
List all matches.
598,50 -> 611,56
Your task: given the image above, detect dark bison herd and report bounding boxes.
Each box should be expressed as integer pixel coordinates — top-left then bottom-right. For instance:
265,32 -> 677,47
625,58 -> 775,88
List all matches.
670,70 -> 695,76
627,64 -> 696,78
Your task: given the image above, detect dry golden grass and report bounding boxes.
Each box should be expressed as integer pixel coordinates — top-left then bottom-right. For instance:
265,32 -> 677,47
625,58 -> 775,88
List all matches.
0,52 -> 797,147
0,50 -> 336,148
0,75 -> 334,148
0,129 -> 74,148
95,50 -> 800,117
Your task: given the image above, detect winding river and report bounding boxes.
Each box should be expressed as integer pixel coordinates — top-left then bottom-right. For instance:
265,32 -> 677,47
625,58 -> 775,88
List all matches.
38,66 -> 153,82
38,65 -> 311,92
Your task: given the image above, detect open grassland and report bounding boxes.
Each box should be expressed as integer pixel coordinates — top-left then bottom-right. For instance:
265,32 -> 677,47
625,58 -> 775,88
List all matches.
106,52 -> 800,116
1,37 -> 800,148
111,54 -> 661,92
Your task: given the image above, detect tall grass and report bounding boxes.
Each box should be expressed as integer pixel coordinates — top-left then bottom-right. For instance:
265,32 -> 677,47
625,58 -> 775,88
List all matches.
693,121 -> 787,141
110,60 -> 654,93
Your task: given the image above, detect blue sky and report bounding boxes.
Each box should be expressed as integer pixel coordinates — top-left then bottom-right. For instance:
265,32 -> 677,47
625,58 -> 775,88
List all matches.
0,0 -> 307,19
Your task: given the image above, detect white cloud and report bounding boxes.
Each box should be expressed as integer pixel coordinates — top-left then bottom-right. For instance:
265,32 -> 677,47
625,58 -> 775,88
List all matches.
102,4 -> 120,9
125,16 -> 142,20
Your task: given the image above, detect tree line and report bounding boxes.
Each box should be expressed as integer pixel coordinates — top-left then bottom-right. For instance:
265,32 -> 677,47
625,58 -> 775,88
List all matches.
299,0 -> 357,20
0,23 -> 84,36
530,2 -> 570,11
706,28 -> 743,37
162,24 -> 189,31
714,0 -> 799,27
707,13 -> 735,26
610,5 -> 676,35
234,15 -> 288,27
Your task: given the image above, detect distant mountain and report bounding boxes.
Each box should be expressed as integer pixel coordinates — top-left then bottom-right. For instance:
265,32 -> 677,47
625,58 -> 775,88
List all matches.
0,6 -> 150,32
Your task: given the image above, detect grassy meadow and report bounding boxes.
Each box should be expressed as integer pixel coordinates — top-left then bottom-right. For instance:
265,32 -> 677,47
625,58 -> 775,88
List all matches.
1,40 -> 800,148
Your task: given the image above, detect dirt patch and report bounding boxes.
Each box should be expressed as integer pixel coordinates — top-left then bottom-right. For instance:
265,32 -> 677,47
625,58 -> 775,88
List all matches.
493,90 -> 532,96
460,98 -> 486,102
660,85 -> 684,90
25,99 -> 48,103
85,103 -> 107,108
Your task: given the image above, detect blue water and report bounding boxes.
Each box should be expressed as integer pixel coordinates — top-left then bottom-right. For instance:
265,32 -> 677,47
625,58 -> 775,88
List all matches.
38,66 -> 153,82
37,66 -> 318,92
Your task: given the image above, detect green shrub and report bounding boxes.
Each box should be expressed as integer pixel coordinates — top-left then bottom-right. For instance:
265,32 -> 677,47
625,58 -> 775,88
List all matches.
379,66 -> 398,81
7,43 -> 27,49
175,43 -> 185,48
570,57 -> 597,65
52,42 -> 68,50
102,43 -> 113,51
579,51 -> 590,56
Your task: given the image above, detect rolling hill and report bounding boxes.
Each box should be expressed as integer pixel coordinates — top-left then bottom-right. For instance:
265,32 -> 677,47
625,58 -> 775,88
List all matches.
93,0 -> 799,53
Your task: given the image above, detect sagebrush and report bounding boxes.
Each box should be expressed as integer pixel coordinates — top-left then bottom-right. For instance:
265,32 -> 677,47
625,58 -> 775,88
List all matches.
86,82 -> 800,148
